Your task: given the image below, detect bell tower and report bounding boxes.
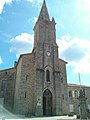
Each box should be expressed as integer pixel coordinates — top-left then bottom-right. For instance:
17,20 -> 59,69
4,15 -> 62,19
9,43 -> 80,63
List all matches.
33,0 -> 57,45
33,0 -> 58,70
34,0 -> 50,45
33,0 -> 69,116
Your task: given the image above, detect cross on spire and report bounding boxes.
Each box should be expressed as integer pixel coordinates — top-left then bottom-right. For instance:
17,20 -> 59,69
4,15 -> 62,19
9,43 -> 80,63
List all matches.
38,0 -> 50,21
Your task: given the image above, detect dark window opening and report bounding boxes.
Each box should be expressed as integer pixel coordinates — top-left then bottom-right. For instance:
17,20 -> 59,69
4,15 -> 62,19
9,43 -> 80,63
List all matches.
26,75 -> 28,80
69,91 -> 72,97
25,92 -> 27,98
46,70 -> 50,82
5,72 -> 7,75
62,94 -> 64,100
75,90 -> 78,97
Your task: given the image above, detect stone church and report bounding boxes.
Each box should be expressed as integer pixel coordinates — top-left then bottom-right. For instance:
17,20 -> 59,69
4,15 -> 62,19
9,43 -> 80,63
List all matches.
0,0 -> 69,116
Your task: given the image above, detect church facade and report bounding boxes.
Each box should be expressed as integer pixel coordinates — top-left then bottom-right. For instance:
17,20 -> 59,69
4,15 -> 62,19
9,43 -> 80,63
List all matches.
0,0 -> 69,116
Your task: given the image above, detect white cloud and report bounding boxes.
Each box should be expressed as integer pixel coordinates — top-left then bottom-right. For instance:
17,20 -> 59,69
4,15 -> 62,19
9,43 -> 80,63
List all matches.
10,33 -> 33,43
0,0 -> 19,14
27,0 -> 42,4
76,0 -> 90,13
27,0 -> 42,8
0,0 -> 5,14
75,0 -> 90,27
10,33 -> 34,57
33,17 -> 38,24
0,0 -> 42,14
27,0 -> 33,2
0,56 -> 2,64
57,35 -> 90,74
28,17 -> 38,25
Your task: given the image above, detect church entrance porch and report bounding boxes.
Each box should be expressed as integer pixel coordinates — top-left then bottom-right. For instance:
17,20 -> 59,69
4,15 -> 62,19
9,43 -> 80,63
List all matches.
43,89 -> 52,116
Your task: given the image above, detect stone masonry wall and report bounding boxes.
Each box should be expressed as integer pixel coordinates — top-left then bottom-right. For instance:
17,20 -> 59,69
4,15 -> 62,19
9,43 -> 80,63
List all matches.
59,59 -> 69,115
14,57 -> 22,113
14,53 -> 35,115
0,68 -> 16,111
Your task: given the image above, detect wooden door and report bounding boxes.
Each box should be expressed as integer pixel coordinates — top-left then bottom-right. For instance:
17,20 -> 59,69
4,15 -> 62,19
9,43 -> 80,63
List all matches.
43,89 -> 52,116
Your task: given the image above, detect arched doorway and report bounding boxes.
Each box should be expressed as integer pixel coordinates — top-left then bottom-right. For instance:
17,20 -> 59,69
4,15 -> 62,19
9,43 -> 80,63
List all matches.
43,89 -> 52,116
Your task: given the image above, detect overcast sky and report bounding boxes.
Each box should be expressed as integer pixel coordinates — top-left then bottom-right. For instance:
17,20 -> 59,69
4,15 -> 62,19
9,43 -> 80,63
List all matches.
0,0 -> 90,86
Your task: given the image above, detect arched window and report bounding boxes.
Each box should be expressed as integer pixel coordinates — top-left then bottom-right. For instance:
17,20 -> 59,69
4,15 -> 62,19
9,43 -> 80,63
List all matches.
46,70 -> 50,82
74,90 -> 78,97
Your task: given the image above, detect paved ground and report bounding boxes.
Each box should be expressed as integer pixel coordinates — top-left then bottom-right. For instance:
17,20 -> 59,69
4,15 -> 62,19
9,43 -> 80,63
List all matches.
25,116 -> 77,120
0,105 -> 78,120
0,116 -> 77,120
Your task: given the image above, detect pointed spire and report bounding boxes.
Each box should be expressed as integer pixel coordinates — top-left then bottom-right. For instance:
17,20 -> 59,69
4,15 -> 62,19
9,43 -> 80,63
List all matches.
38,0 -> 50,21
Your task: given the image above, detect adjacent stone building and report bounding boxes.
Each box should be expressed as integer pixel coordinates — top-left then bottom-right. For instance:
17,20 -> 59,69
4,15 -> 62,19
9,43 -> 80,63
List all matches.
0,68 -> 16,111
0,0 -> 69,116
68,84 -> 90,115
